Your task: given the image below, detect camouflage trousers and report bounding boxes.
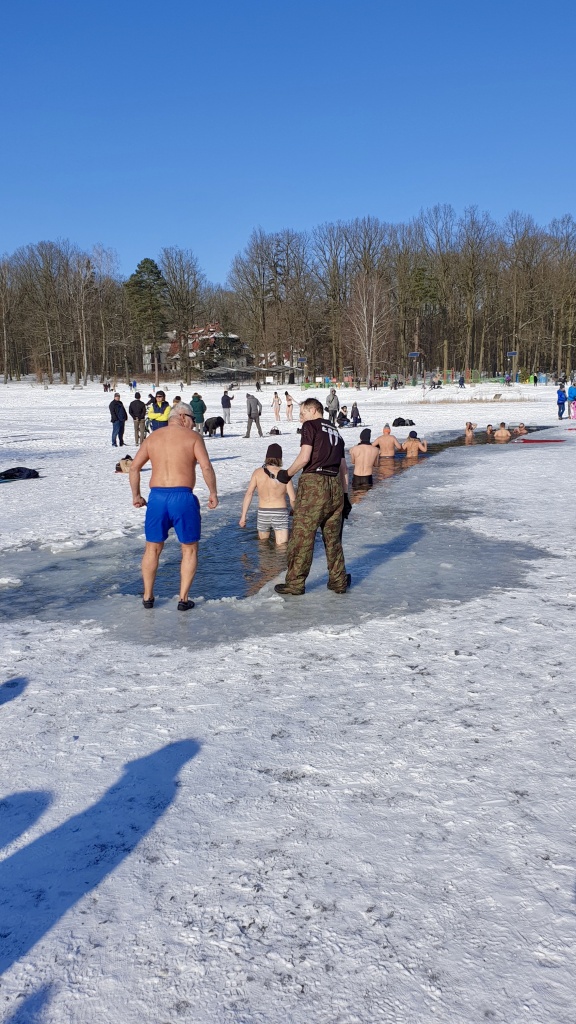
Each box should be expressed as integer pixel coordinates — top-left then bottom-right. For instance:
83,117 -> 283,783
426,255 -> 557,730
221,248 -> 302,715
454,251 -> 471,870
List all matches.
285,474 -> 347,593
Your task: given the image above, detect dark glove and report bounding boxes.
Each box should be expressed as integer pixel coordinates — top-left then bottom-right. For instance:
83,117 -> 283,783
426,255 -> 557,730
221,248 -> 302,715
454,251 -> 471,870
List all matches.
276,469 -> 291,484
342,494 -> 352,519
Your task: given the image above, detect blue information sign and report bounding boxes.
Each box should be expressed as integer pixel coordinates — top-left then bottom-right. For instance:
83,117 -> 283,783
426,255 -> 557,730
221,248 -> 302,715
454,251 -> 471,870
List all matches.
507,351 -> 517,357
408,351 -> 420,358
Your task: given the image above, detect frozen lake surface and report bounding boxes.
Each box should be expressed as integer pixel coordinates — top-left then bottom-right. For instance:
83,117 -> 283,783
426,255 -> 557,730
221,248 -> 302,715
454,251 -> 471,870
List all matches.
1,381 -> 575,1024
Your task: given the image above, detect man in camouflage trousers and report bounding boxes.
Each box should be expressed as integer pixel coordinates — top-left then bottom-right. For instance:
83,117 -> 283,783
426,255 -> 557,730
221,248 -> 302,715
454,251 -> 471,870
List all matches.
273,397 -> 350,595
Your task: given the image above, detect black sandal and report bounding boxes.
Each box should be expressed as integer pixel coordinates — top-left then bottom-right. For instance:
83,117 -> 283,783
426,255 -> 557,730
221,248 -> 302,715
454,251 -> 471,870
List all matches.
177,600 -> 195,611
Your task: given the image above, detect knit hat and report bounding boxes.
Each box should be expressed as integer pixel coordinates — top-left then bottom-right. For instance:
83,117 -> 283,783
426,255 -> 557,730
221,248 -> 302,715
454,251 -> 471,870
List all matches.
384,423 -> 390,430
359,428 -> 372,444
409,430 -> 417,438
266,443 -> 283,460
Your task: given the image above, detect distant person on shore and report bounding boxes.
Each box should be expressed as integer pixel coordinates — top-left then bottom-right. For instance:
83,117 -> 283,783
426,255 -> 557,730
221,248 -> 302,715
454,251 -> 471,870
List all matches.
284,391 -> 299,421
255,380 -> 262,392
557,385 -> 567,419
129,402 -> 218,611
171,396 -> 182,408
245,393 -> 264,436
271,392 -> 282,422
325,388 -> 340,426
350,401 -> 361,427
458,374 -> 465,388
239,442 -> 296,545
494,422 -> 511,441
402,430 -> 428,458
221,389 -> 234,423
129,391 -> 147,445
372,424 -> 402,458
350,429 -> 379,490
337,406 -> 350,428
190,393 -> 206,433
567,382 -> 576,418
109,392 -> 127,447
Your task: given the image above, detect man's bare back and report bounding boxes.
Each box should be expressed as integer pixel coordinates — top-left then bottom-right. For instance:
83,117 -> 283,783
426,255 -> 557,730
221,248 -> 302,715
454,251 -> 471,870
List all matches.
130,414 -> 218,505
350,443 -> 380,476
402,436 -> 428,458
494,423 -> 511,442
372,430 -> 401,457
248,467 -> 295,508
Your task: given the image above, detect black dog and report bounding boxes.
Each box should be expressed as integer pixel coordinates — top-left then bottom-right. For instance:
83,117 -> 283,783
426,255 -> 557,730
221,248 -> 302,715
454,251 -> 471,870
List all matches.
203,416 -> 225,437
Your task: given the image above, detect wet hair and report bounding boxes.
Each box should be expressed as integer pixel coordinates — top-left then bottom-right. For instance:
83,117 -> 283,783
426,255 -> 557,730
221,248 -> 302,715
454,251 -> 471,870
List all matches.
169,401 -> 194,420
500,422 -> 506,428
265,456 -> 282,467
301,397 -> 324,415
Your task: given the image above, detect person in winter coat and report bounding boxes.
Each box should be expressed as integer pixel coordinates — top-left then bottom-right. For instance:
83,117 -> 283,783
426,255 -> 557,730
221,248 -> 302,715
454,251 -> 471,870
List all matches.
557,385 -> 567,419
221,389 -> 234,423
245,393 -> 263,437
129,392 -> 147,445
190,393 -> 207,432
350,402 -> 361,427
566,382 -> 576,419
325,388 -> 340,426
109,392 -> 128,447
147,391 -> 171,431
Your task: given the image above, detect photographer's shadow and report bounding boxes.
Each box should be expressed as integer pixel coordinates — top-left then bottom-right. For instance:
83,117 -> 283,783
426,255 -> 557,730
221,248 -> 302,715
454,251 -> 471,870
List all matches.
0,740 -> 200,975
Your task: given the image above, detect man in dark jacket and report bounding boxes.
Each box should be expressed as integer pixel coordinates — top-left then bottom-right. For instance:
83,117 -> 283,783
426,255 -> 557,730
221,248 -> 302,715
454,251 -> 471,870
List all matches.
221,389 -> 234,424
129,392 -> 147,445
245,393 -> 263,437
109,393 -> 128,447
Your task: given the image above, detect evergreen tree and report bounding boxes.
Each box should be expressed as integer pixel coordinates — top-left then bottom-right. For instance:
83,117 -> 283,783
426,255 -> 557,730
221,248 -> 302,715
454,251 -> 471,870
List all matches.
125,259 -> 168,382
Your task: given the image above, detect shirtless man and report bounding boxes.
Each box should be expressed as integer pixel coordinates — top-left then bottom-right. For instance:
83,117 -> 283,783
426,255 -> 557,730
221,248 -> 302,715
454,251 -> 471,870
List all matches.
239,442 -> 296,544
350,429 -> 380,489
513,422 -> 528,435
401,430 -> 428,458
494,422 -> 511,442
465,421 -> 477,438
372,423 -> 402,458
129,402 -> 218,610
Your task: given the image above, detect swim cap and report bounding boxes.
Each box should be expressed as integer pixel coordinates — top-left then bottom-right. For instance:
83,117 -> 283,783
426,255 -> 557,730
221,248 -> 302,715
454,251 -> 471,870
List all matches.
409,430 -> 417,438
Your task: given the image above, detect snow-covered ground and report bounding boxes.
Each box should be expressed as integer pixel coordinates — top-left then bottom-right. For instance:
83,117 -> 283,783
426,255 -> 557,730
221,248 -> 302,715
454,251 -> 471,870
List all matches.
1,379 -> 575,1024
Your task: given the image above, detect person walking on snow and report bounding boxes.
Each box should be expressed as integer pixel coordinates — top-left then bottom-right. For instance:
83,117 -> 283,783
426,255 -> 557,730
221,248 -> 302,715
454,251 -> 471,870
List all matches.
109,392 -> 128,447
557,385 -> 567,419
245,393 -> 264,436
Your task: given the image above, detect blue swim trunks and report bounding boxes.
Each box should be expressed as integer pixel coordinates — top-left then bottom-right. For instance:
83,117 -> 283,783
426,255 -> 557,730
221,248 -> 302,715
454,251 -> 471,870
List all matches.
145,487 -> 201,544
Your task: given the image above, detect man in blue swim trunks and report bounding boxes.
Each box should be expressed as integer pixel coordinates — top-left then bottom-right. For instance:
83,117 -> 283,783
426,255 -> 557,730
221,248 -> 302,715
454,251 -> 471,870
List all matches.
129,402 -> 218,610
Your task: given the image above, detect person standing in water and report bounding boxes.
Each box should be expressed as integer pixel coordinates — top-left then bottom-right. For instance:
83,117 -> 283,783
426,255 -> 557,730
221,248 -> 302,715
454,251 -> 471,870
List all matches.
239,443 -> 296,544
372,424 -> 402,458
402,430 -> 428,458
349,428 -> 380,489
129,402 -> 218,611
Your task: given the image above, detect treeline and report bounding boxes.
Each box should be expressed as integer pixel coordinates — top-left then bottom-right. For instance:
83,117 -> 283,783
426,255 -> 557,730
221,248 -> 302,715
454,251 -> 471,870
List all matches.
2,206 -> 576,383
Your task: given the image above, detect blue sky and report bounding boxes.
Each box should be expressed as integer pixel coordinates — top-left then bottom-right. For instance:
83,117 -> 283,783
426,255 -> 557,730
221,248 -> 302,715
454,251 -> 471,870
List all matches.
1,0 -> 575,284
